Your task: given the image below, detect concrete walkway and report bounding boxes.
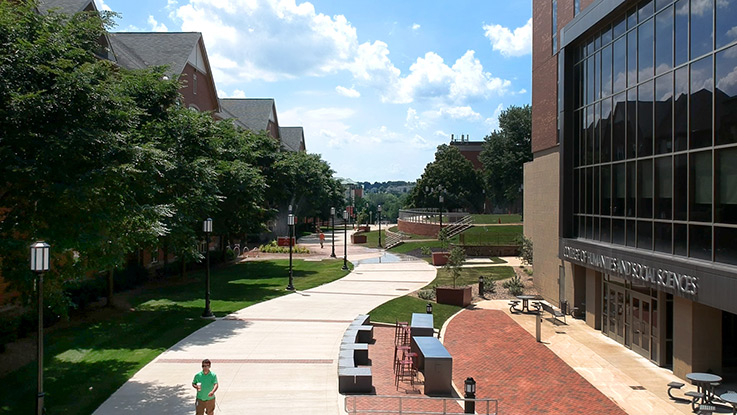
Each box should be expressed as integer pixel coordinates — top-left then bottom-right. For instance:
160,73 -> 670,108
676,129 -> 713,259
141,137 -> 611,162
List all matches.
92,231 -> 436,415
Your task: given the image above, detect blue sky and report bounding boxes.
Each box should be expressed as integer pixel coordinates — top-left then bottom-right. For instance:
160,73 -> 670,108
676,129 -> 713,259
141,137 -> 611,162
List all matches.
96,0 -> 532,182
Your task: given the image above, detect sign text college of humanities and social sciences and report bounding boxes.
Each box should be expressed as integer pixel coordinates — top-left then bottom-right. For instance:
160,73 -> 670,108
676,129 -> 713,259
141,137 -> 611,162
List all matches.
563,245 -> 698,297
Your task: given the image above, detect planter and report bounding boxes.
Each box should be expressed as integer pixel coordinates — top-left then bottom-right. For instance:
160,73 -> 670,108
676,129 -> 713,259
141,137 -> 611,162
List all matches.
356,225 -> 371,232
351,234 -> 367,244
431,252 -> 450,266
436,286 -> 472,307
277,237 -> 296,246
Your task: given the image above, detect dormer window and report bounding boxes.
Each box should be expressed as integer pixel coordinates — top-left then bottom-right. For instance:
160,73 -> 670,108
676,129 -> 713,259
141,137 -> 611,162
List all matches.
193,73 -> 197,95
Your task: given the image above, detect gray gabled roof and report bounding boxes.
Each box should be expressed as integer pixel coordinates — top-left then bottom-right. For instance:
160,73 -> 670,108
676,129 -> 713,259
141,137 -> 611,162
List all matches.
279,127 -> 305,152
219,99 -> 276,132
37,0 -> 95,14
108,32 -> 202,76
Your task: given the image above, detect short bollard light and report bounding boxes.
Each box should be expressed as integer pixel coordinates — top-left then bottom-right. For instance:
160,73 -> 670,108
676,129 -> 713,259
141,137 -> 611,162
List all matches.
478,276 -> 484,297
464,377 -> 476,414
426,302 -> 433,314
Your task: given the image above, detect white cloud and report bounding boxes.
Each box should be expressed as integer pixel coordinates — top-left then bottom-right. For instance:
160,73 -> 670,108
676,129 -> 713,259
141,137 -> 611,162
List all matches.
148,15 -> 169,32
95,0 -> 112,11
229,89 -> 247,98
483,18 -> 532,57
484,103 -> 505,131
517,88 -> 527,94
405,107 -> 427,130
336,85 -> 361,98
412,23 -> 421,31
279,106 -> 358,148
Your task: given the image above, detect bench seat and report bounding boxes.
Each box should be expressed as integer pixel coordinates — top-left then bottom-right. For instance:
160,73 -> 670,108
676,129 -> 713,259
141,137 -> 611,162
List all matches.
540,302 -> 566,324
667,381 -> 685,399
339,347 -> 369,365
338,367 -> 372,393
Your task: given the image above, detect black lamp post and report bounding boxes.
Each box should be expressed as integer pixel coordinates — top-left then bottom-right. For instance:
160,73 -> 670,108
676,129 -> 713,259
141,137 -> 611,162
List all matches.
377,204 -> 382,248
342,209 -> 349,270
31,241 -> 50,415
202,218 -> 214,318
439,194 -> 444,231
330,207 -> 336,258
426,302 -> 432,314
464,377 -> 476,414
479,276 -> 485,297
287,210 -> 295,291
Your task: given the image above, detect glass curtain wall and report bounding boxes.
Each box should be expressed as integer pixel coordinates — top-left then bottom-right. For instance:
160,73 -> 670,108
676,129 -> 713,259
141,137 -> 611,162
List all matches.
571,0 -> 737,266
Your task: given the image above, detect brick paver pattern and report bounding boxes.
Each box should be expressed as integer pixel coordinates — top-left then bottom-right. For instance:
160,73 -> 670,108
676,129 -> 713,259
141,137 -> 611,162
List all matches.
443,309 -> 628,415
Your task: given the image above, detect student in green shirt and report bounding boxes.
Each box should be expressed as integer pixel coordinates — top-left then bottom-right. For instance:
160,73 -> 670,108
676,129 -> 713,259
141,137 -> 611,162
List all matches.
192,359 -> 218,415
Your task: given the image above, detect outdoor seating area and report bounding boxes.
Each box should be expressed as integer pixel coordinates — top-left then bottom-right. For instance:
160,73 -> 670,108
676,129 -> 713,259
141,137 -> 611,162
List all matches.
667,372 -> 737,414
338,314 -> 375,394
509,295 -> 567,325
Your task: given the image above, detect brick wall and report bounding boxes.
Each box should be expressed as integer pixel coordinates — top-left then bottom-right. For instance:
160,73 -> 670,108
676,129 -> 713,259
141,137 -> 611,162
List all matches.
397,220 -> 441,238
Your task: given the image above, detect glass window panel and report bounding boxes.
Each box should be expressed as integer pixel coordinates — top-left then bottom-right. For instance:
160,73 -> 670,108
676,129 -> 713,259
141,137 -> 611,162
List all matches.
715,226 -> 737,265
655,73 -> 673,154
690,0 -> 714,59
639,159 -> 654,218
655,156 -> 673,219
574,63 -> 582,109
613,218 -> 626,244
602,164 -> 612,215
675,0 -> 689,65
690,56 -> 713,149
638,220 -> 653,249
690,151 -> 712,222
595,51 -> 601,100
716,45 -> 737,145
716,147 -> 737,224
674,223 -> 688,255
656,0 -> 672,12
638,80 -> 654,156
614,15 -> 627,39
613,37 -> 627,93
586,167 -> 593,214
654,222 -> 673,253
639,18 -> 655,82
613,92 -> 626,160
614,162 -> 626,215
587,37 -> 594,57
655,6 -> 674,75
716,0 -> 737,48
594,166 -> 601,215
602,45 -> 613,97
628,7 -> 638,30
674,66 -> 689,151
601,217 -> 611,242
575,0 -> 581,16
628,30 -> 638,88
595,33 -> 602,51
594,102 -> 601,164
578,216 -> 585,237
602,97 -> 612,162
627,219 -> 637,246
587,106 -> 595,164
640,0 -> 655,21
602,25 -> 613,46
689,224 -> 712,260
575,169 -> 581,213
627,88 -> 638,158
674,154 -> 688,220
588,216 -> 595,239
627,161 -> 637,216
588,56 -> 595,105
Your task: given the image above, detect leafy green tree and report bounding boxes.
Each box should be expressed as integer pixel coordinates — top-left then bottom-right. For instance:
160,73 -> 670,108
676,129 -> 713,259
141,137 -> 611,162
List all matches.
479,105 -> 532,211
407,145 -> 483,212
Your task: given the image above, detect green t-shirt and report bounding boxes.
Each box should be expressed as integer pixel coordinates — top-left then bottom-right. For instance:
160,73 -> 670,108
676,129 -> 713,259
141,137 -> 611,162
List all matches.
193,370 -> 218,401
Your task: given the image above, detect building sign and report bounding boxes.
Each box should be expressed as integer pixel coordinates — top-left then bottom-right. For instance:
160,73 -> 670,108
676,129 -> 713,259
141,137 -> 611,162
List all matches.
562,245 -> 699,297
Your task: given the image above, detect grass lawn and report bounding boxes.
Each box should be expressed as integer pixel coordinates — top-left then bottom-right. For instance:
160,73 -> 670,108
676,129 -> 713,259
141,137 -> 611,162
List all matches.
455,225 -> 522,245
369,296 -> 461,330
0,259 -> 350,415
488,257 -> 507,264
431,266 -> 515,288
471,214 -> 522,224
358,229 -> 386,248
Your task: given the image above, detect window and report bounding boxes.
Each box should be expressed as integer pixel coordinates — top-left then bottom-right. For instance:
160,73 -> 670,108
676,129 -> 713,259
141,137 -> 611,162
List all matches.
552,0 -> 558,53
575,0 -> 580,16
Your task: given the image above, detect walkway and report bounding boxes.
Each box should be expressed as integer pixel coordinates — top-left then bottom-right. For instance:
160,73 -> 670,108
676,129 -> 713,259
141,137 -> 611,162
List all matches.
92,231 -> 437,415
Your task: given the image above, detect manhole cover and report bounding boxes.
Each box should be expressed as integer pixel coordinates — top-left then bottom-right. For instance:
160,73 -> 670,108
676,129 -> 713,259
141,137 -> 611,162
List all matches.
396,288 -> 410,291
630,385 -> 646,390
555,331 -> 567,334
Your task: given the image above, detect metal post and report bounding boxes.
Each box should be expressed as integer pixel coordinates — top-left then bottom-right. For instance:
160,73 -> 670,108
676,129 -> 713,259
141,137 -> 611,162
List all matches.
378,206 -> 382,248
330,209 -> 336,258
287,213 -> 295,290
342,211 -> 348,270
536,311 -> 542,342
37,272 -> 44,415
478,276 -> 484,298
464,377 -> 476,414
202,232 -> 213,318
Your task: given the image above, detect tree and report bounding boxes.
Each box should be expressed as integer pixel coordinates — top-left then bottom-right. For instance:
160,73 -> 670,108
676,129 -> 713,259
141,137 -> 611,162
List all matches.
479,105 -> 532,211
407,145 -> 483,212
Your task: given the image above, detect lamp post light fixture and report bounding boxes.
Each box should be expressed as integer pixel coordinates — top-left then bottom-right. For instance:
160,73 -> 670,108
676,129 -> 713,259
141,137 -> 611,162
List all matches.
426,302 -> 432,314
342,209 -> 349,270
202,218 -> 214,318
377,204 -> 382,248
479,276 -> 485,298
330,207 -> 336,258
30,241 -> 50,415
464,377 -> 476,414
439,194 -> 444,230
286,213 -> 295,291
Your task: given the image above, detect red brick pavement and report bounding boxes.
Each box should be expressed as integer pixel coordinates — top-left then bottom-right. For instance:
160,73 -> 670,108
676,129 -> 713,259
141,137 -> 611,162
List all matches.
443,309 -> 628,415
345,311 -> 627,414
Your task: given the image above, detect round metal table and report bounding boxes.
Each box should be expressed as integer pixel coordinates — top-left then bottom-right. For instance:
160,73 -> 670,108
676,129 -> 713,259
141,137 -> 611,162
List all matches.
686,373 -> 722,404
720,391 -> 737,415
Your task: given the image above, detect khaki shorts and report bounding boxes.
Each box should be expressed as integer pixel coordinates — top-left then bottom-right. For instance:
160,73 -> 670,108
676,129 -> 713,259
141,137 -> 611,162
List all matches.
196,398 -> 215,415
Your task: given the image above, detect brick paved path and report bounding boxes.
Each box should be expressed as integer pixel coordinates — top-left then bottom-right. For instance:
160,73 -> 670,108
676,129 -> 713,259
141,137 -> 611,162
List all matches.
443,309 -> 628,415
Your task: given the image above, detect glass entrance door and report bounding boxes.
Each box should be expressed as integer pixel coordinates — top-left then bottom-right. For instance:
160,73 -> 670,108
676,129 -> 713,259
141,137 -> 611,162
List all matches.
604,283 -> 626,344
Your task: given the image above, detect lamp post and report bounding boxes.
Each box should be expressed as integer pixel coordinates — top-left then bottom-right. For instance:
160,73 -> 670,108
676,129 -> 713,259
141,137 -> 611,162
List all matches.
330,207 -> 336,258
479,276 -> 485,298
439,194 -> 444,230
342,209 -> 349,270
31,241 -> 50,415
426,302 -> 432,314
287,211 -> 295,291
377,204 -> 382,248
464,377 -> 476,414
202,218 -> 214,318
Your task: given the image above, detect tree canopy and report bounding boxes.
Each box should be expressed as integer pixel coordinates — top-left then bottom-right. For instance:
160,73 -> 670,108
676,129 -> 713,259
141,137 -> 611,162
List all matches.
479,105 -> 532,210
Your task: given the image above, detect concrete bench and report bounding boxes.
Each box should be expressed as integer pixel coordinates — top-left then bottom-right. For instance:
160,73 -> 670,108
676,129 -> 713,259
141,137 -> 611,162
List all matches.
540,302 -> 566,324
350,314 -> 370,326
667,381 -> 685,399
338,367 -> 372,393
344,325 -> 373,343
339,347 -> 369,365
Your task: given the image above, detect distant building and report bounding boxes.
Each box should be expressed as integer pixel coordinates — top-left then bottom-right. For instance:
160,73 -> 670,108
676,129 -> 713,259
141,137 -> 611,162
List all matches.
449,134 -> 484,170
279,127 -> 306,152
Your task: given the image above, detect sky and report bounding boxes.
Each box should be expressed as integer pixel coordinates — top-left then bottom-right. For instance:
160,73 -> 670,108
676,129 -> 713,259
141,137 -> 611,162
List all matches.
95,0 -> 533,183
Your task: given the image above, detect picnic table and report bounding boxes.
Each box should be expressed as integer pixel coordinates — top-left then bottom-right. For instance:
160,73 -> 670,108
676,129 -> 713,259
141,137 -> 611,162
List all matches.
687,372 -> 722,404
516,295 -> 540,313
411,336 -> 453,396
720,391 -> 737,415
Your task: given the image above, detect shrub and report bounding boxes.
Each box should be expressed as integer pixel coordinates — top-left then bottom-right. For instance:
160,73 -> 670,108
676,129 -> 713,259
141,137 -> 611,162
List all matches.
64,276 -> 106,311
502,275 -> 524,296
443,246 -> 466,288
0,313 -> 19,353
258,240 -> 310,254
420,246 -> 432,256
482,277 -> 497,295
418,288 -> 436,301
516,234 -> 533,266
113,264 -> 149,292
